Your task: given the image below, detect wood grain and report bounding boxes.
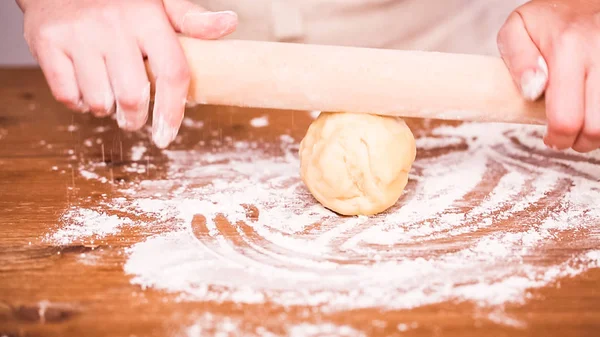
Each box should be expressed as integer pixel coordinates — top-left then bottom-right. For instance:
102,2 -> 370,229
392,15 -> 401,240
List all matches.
0,68 -> 599,337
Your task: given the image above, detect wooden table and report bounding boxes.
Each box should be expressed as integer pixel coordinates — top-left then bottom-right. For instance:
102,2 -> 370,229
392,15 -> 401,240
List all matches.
1,68 -> 599,337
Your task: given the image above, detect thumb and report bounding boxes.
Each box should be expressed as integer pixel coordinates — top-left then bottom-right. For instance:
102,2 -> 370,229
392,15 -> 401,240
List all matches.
163,0 -> 238,40
497,12 -> 548,101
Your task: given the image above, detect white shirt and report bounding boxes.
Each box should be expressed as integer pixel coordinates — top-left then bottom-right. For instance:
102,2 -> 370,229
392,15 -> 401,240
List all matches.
194,0 -> 526,55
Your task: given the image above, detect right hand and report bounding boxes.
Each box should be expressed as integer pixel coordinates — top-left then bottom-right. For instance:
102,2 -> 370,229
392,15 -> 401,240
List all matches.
17,0 -> 238,148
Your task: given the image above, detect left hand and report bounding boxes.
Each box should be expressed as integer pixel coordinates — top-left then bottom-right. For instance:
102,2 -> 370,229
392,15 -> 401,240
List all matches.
497,0 -> 600,153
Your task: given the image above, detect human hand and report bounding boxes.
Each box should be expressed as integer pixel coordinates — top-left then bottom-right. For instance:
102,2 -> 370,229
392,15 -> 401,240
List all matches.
497,0 -> 600,153
17,0 -> 237,148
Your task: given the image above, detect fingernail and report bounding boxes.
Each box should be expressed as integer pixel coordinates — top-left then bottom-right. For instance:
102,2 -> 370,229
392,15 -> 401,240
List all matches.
215,11 -> 238,35
538,55 -> 548,76
520,56 -> 548,101
94,91 -> 115,117
181,10 -> 237,35
116,103 -> 128,128
76,100 -> 90,113
138,82 -> 151,125
187,10 -> 237,19
116,83 -> 150,130
104,91 -> 115,115
152,117 -> 178,149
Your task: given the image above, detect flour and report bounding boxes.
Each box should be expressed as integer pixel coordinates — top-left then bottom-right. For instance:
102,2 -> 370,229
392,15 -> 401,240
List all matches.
130,142 -> 147,162
48,208 -> 133,245
397,323 -> 418,332
288,323 -> 365,337
184,314 -> 365,337
78,252 -> 101,266
78,169 -> 100,180
94,126 -> 110,133
57,124 -> 79,132
415,135 -> 462,149
49,121 -> 600,333
79,167 -> 108,183
250,116 -> 269,128
182,118 -> 205,129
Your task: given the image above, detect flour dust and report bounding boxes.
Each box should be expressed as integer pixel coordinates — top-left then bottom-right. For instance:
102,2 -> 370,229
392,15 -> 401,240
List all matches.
46,116 -> 600,334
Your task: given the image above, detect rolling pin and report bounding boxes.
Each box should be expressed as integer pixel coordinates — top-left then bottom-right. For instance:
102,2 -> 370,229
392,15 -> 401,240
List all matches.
147,37 -> 546,125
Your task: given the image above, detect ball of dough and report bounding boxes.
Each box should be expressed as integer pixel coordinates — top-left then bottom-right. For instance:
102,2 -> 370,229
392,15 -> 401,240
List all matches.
299,112 -> 416,216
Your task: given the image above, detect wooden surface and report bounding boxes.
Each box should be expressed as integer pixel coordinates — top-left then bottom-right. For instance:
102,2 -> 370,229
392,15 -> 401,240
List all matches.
1,68 -> 599,337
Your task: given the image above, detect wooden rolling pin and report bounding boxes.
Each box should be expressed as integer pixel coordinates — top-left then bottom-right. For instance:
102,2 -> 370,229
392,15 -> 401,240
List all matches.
147,37 -> 546,125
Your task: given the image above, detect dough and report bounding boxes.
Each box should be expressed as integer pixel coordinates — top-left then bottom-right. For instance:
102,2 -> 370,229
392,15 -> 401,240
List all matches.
299,112 -> 416,216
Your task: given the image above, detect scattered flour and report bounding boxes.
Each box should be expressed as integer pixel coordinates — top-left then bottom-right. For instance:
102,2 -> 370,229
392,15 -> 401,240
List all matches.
185,314 -> 240,337
49,121 -> 600,334
78,169 -> 99,180
182,118 -> 205,129
397,323 -> 418,332
182,313 -> 366,337
48,208 -> 133,245
288,323 -> 365,337
415,135 -> 462,149
57,124 -> 79,132
184,314 -> 364,337
250,116 -> 269,128
79,167 -> 108,183
78,252 -> 101,266
94,126 -> 110,133
130,143 -> 147,162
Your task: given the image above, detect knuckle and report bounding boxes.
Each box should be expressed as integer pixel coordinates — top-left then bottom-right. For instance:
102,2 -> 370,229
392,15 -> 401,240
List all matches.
97,6 -> 122,25
36,23 -> 66,45
556,27 -> 583,49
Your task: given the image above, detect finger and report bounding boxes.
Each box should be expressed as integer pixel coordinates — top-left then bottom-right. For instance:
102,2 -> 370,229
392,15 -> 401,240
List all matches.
71,52 -> 115,116
105,37 -> 150,131
163,0 -> 238,39
139,26 -> 189,148
36,46 -> 86,112
543,38 -> 585,150
573,68 -> 600,153
497,12 -> 548,101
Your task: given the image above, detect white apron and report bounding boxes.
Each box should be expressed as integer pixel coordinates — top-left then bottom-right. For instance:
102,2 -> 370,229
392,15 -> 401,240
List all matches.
194,0 -> 526,56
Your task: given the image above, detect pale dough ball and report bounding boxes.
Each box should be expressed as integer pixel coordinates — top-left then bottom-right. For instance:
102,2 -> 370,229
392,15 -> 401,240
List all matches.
299,112 -> 416,216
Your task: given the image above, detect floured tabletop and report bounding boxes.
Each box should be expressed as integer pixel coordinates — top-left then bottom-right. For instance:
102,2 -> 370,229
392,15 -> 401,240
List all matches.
1,69 -> 599,337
